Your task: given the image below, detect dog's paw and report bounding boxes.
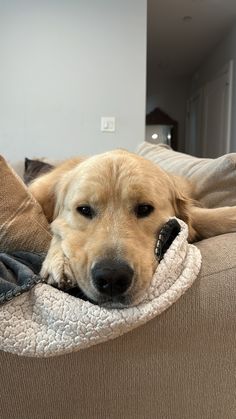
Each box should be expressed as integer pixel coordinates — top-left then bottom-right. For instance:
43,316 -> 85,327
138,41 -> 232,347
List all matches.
41,253 -> 76,290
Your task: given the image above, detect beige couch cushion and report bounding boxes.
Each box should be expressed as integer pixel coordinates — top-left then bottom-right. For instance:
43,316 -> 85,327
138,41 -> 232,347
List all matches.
0,156 -> 51,253
137,142 -> 236,208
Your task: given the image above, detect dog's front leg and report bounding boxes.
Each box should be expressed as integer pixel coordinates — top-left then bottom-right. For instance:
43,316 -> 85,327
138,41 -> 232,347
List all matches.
41,235 -> 76,289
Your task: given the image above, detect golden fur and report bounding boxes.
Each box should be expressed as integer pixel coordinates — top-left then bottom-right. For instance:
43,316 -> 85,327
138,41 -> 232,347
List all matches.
29,150 -> 236,307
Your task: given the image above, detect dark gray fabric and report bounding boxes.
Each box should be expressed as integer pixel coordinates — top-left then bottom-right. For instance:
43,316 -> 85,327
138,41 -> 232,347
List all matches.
24,158 -> 54,185
0,252 -> 45,305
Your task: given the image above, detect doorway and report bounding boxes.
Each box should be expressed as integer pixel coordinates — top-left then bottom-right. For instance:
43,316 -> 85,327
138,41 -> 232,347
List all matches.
186,61 -> 233,158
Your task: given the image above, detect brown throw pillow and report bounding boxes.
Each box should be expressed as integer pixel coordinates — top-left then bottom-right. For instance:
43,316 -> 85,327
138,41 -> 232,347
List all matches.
0,156 -> 51,253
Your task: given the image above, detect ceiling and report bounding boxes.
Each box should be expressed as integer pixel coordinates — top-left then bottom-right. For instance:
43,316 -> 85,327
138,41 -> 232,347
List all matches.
147,0 -> 236,77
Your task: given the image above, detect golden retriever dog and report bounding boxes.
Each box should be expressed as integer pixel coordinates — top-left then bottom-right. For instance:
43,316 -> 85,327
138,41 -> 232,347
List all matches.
29,150 -> 236,308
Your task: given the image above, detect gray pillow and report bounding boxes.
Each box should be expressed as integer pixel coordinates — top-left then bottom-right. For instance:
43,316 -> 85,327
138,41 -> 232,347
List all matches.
137,142 -> 236,208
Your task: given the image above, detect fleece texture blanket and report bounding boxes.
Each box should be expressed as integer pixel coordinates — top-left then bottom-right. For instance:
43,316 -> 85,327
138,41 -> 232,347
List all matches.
0,218 -> 201,358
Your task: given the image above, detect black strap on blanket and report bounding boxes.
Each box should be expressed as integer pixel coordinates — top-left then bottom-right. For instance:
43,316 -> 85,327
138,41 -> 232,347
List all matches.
155,219 -> 181,262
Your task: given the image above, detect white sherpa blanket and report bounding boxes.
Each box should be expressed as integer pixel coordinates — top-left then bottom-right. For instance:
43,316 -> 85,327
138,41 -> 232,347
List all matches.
0,219 -> 201,358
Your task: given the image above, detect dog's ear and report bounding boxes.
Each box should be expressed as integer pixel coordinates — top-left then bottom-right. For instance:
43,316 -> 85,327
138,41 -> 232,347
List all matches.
169,175 -> 198,242
29,157 -> 85,222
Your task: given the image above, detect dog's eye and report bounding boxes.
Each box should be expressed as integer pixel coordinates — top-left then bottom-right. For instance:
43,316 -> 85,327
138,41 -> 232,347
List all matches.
135,204 -> 154,218
76,206 -> 94,219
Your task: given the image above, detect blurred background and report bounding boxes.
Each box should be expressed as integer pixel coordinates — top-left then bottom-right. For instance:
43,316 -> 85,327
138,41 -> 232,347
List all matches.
147,0 -> 236,158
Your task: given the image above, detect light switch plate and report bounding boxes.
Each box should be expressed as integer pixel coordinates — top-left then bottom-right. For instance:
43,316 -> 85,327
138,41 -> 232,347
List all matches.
101,117 -> 116,132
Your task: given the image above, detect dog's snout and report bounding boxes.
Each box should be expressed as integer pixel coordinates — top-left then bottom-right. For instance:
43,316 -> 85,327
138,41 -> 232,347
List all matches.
91,260 -> 134,297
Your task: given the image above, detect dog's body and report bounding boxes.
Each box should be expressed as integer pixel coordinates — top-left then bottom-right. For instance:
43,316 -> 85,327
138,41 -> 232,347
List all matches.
29,150 -> 236,307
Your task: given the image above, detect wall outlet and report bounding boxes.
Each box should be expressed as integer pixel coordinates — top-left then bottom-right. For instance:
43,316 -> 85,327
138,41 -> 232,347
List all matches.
101,117 -> 116,132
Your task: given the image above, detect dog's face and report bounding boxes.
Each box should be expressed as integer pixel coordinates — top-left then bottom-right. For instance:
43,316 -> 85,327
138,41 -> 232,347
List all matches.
51,150 -> 187,307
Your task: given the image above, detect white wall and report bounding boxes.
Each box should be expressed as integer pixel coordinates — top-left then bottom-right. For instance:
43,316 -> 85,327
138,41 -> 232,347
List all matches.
146,70 -> 191,152
190,22 -> 236,152
0,0 -> 147,163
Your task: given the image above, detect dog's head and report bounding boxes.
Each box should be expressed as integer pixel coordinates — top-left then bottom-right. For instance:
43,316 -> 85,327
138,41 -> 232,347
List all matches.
32,150 -> 196,307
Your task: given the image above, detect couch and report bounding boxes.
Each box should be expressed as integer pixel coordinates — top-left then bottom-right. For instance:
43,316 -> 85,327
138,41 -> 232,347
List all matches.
0,143 -> 235,419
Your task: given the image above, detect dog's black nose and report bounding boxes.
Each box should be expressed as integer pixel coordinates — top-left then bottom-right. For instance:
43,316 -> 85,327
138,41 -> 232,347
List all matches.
91,260 -> 134,297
